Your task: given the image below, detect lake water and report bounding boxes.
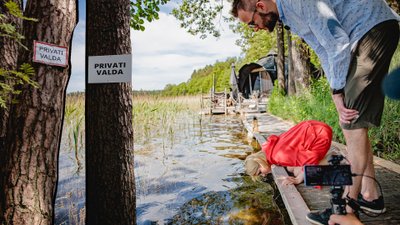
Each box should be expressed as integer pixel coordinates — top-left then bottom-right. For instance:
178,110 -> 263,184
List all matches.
55,113 -> 285,225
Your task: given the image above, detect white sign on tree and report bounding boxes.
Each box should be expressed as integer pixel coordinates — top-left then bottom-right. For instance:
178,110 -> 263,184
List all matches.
88,54 -> 132,84
33,41 -> 68,67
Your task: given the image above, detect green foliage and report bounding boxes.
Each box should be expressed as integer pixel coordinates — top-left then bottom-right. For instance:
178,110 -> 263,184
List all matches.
370,99 -> 400,161
160,23 -> 283,96
268,78 -> 341,139
232,23 -> 277,61
162,57 -> 237,96
389,42 -> 400,71
0,21 -> 24,45
0,64 -> 39,108
4,1 -> 37,22
0,1 -> 38,108
130,0 -> 170,31
171,0 -> 224,39
0,1 -> 37,50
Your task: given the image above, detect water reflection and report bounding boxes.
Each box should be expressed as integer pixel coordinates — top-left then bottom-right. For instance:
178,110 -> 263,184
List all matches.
167,176 -> 284,225
135,114 -> 284,224
55,113 -> 285,224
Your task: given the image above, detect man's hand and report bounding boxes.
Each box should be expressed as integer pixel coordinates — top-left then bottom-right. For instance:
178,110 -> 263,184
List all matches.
332,93 -> 359,124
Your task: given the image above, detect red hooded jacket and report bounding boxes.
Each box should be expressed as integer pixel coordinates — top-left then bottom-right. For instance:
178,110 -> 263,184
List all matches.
262,120 -> 332,167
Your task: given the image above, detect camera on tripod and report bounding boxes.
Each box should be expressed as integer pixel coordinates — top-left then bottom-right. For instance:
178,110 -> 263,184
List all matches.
304,155 -> 353,215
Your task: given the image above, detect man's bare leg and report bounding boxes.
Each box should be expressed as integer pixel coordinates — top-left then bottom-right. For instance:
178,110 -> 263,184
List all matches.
342,128 -> 378,212
361,143 -> 379,200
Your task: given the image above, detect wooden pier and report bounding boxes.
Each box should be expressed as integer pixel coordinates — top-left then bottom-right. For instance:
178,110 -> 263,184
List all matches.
241,112 -> 400,225
201,89 -> 231,115
200,89 -> 268,115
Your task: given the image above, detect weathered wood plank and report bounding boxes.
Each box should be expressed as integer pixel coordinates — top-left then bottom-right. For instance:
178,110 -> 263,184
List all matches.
242,113 -> 312,225
240,112 -> 400,225
272,165 -> 312,225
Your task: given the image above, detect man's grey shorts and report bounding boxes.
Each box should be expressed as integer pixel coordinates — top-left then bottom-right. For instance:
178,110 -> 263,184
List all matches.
342,20 -> 399,130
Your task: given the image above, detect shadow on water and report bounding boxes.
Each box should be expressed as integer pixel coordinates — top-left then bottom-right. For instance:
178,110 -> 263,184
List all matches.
55,112 -> 289,224
165,176 -> 285,225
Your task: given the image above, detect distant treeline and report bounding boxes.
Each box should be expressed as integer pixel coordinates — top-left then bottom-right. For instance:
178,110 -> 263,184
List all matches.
162,57 -> 238,96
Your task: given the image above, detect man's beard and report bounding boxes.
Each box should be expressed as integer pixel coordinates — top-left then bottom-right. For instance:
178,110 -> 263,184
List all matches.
259,11 -> 279,32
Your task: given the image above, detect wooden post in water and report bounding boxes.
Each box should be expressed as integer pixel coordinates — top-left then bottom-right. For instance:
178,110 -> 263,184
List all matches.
256,94 -> 259,112
209,88 -> 213,114
238,92 -> 242,110
200,91 -> 203,111
224,88 -> 227,115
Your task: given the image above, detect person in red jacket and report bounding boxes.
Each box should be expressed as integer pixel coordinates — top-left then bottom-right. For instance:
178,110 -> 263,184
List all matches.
245,120 -> 333,185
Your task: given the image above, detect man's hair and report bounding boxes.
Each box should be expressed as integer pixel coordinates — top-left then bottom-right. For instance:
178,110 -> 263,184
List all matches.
231,0 -> 257,17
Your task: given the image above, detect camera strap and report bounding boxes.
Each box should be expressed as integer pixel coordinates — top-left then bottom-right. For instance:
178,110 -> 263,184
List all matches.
345,195 -> 360,212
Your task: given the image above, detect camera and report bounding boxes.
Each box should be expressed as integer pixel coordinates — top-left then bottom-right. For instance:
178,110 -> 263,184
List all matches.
304,165 -> 352,186
304,155 -> 353,215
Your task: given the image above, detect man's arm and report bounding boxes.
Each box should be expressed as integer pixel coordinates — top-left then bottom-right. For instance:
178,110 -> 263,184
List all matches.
300,0 -> 359,123
301,0 -> 352,90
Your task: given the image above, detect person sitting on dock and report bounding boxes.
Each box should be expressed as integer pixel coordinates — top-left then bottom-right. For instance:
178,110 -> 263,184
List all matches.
244,120 -> 333,185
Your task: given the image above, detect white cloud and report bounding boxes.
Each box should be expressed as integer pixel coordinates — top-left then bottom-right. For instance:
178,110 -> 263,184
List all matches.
132,12 -> 241,90
67,2 -> 241,92
68,21 -> 85,92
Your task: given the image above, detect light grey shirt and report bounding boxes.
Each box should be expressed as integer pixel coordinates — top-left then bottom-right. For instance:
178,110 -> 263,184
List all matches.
276,0 -> 399,90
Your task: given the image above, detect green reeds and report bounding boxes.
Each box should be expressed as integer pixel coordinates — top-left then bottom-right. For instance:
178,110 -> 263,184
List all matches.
64,93 -> 85,172
132,94 -> 201,151
63,93 -> 202,159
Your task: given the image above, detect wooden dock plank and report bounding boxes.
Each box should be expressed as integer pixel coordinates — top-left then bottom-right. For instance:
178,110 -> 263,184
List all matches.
272,165 -> 312,225
240,112 -> 400,225
242,113 -> 312,225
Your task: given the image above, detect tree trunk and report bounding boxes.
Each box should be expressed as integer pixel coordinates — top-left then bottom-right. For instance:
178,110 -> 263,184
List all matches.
1,0 -> 77,224
276,21 -> 286,93
287,29 -> 296,95
292,39 -> 311,92
86,0 -> 136,224
0,0 -> 21,170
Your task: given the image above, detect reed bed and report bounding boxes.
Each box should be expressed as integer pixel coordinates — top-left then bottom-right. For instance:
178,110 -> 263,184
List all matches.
132,94 -> 202,152
63,93 -> 202,155
61,93 -> 202,223
64,93 -> 85,171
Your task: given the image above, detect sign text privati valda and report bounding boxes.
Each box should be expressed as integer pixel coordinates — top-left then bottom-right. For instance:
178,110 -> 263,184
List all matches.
33,41 -> 68,67
88,54 -> 132,84
94,62 -> 127,75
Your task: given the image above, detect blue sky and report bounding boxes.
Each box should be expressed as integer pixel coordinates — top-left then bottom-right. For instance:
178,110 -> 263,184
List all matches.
67,1 -> 242,92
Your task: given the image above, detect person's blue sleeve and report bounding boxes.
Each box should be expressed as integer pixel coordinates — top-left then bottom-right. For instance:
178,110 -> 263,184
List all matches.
301,0 -> 351,90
